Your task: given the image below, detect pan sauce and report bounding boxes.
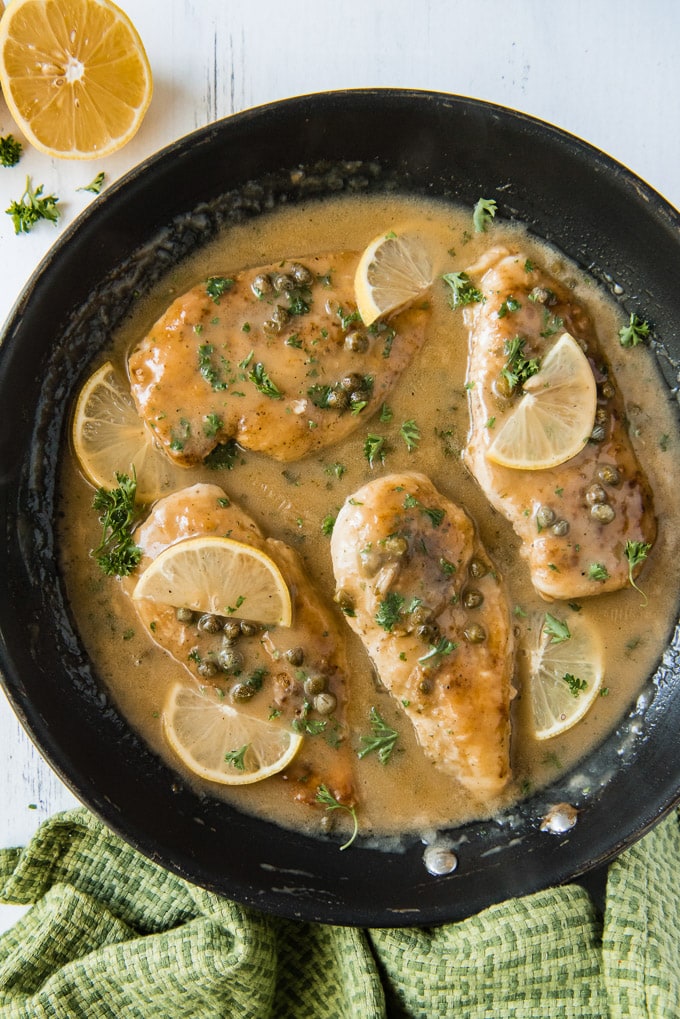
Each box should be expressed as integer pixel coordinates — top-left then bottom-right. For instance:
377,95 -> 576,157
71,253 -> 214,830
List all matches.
59,192 -> 680,843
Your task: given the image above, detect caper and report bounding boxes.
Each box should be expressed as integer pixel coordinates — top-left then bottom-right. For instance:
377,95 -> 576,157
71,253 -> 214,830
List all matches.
469,557 -> 488,579
349,388 -> 370,408
590,424 -> 606,443
231,682 -> 256,702
289,262 -> 313,286
339,372 -> 365,392
585,484 -> 607,506
601,381 -> 615,399
595,407 -> 608,425
217,648 -> 244,673
493,374 -> 514,400
334,589 -> 355,615
383,535 -> 409,557
285,646 -> 305,667
313,691 -> 337,715
536,505 -> 556,528
304,673 -> 326,697
529,286 -> 557,306
551,519 -> 570,537
591,503 -> 616,524
197,613 -> 222,634
197,659 -> 218,678
223,620 -> 242,642
251,273 -> 273,297
325,387 -> 350,412
597,464 -> 621,486
462,588 -> 484,609
417,622 -> 441,645
419,678 -> 433,695
345,330 -> 370,353
271,304 -> 290,327
410,604 -> 432,627
175,607 -> 194,624
464,623 -> 487,644
240,620 -> 260,637
272,272 -> 296,294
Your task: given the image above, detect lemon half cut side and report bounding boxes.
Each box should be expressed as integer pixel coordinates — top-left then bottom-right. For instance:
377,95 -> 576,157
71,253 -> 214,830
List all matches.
354,231 -> 433,326
487,332 -> 597,471
133,535 -> 293,628
163,682 -> 303,785
0,0 -> 153,159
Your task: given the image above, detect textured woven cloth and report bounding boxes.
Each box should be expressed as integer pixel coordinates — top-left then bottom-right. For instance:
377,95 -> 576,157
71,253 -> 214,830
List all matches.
0,808 -> 678,1017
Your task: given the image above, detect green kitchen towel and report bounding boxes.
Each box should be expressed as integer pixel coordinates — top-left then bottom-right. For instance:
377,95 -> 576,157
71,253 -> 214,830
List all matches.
0,808 -> 678,1018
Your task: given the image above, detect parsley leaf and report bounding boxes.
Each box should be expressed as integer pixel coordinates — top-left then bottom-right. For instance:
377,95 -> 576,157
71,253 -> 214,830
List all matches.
357,707 -> 399,764
588,562 -> 610,582
563,673 -> 588,697
6,176 -> 60,234
441,271 -> 483,308
375,591 -> 405,632
624,540 -> 651,604
418,637 -> 458,663
400,419 -> 421,451
249,361 -> 282,399
472,197 -> 497,233
543,613 -> 571,644
225,745 -> 249,770
315,785 -> 358,850
619,313 -> 651,348
77,171 -> 106,194
364,434 -> 387,468
500,335 -> 541,392
206,276 -> 234,303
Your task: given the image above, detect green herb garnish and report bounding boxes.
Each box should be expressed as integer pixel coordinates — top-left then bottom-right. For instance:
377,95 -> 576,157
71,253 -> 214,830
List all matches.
500,335 -> 541,392
418,637 -> 458,664
588,563 -> 609,582
498,295 -> 521,318
441,271 -> 483,308
400,419 -> 421,451
206,276 -> 234,303
357,707 -> 399,764
543,613 -> 571,644
249,361 -> 282,399
375,591 -> 405,632
6,176 -> 60,234
225,745 -> 249,770
315,785 -> 358,850
77,171 -> 106,194
624,539 -> 651,604
472,197 -> 497,232
618,313 -> 651,348
563,673 -> 588,698
0,134 -> 22,168
364,434 -> 387,468
92,471 -> 142,577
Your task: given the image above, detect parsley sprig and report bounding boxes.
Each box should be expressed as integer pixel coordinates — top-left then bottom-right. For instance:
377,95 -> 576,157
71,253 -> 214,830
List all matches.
473,197 -> 497,233
543,613 -> 571,644
500,336 -> 541,392
441,271 -> 483,308
249,361 -> 282,399
0,134 -> 22,168
618,313 -> 651,348
315,785 -> 358,850
357,707 -> 399,764
225,745 -> 249,770
6,176 -> 60,234
624,540 -> 652,604
92,471 -> 142,577
77,171 -> 106,195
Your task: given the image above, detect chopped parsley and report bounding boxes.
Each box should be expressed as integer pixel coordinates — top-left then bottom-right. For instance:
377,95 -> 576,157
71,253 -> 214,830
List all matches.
472,197 -> 497,233
543,613 -> 571,644
500,335 -> 541,392
441,271 -> 483,308
375,591 -> 405,632
91,471 -> 142,577
364,434 -> 387,468
418,637 -> 458,664
619,313 -> 651,348
205,276 -> 234,303
0,134 -> 22,168
77,171 -> 106,194
403,493 -> 445,527
588,562 -> 609,582
225,745 -> 249,770
624,540 -> 651,604
563,673 -> 588,697
198,344 -> 228,391
357,707 -> 399,764
400,419 -> 421,451
248,361 -> 282,399
6,176 -> 60,234
498,295 -> 521,318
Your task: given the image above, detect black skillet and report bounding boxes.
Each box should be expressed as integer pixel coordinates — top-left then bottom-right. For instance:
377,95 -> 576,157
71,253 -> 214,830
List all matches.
1,90 -> 680,927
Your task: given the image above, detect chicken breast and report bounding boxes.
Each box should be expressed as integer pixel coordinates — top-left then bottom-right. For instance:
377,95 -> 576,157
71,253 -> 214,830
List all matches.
124,483 -> 353,805
330,472 -> 513,799
463,247 -> 656,600
128,253 -> 428,465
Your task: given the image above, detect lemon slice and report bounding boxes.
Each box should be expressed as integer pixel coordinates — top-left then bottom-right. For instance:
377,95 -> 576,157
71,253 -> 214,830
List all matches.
133,535 -> 293,627
529,614 -> 603,740
72,361 -> 182,503
0,0 -> 152,159
354,231 -> 433,326
163,682 -> 303,785
487,333 -> 597,470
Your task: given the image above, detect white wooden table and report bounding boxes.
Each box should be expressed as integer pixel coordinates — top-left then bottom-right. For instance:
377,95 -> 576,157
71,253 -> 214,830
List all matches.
1,0 -> 680,933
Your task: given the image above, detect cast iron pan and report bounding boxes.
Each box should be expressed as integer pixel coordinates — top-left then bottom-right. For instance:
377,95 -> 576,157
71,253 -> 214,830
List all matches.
1,90 -> 680,927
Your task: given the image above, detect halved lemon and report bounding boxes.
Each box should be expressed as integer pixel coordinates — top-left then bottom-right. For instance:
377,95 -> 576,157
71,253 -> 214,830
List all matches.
354,231 -> 433,326
0,0 -> 152,159
133,535 -> 293,627
163,682 -> 303,785
529,613 -> 603,740
487,332 -> 597,470
72,361 -> 182,503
